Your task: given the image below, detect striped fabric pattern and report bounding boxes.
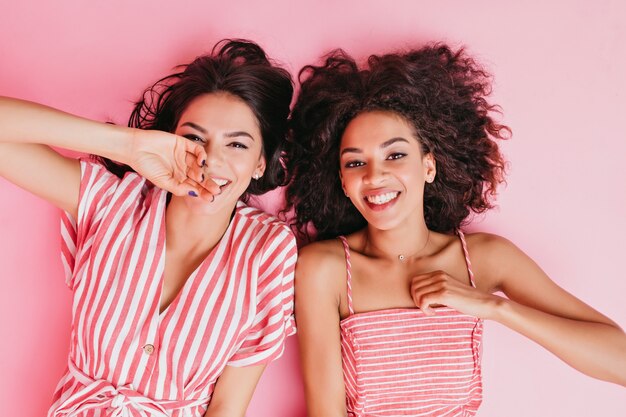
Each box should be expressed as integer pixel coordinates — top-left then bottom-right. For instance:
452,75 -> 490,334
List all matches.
51,160 -> 297,417
338,233 -> 483,417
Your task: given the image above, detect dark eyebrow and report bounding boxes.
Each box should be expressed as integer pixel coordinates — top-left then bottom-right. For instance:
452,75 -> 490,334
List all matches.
180,123 -> 254,141
340,137 -> 410,156
181,122 -> 207,134
381,137 -> 410,148
224,131 -> 255,141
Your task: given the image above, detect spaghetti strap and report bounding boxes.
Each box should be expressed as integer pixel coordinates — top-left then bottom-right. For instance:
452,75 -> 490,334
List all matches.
338,236 -> 355,316
457,230 -> 477,288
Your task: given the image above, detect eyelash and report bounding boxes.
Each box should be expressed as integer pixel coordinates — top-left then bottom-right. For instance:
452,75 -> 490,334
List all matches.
345,161 -> 365,168
344,153 -> 407,168
184,135 -> 249,150
184,134 -> 205,143
228,142 -> 249,150
388,152 -> 406,160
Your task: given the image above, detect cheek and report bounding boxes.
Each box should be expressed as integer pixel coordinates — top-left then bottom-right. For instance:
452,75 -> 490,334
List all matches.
228,149 -> 258,169
340,170 -> 359,190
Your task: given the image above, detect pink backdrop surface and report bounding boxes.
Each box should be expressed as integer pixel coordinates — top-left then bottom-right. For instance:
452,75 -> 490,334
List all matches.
1,1 -> 625,415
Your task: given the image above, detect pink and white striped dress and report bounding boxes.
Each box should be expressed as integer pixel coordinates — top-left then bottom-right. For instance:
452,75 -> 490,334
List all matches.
50,160 -> 297,417
338,232 -> 483,417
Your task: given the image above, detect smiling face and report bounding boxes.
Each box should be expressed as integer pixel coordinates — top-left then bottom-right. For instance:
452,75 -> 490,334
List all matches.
174,92 -> 265,214
339,111 -> 436,230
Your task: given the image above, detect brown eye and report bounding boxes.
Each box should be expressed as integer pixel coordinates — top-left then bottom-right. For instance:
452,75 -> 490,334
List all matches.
387,153 -> 406,160
345,160 -> 365,168
184,134 -> 205,143
228,142 -> 249,149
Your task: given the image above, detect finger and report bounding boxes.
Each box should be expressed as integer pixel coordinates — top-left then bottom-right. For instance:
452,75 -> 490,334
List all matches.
182,179 -> 216,202
410,275 -> 441,293
186,158 -> 206,184
160,177 -> 201,197
419,293 -> 440,316
183,139 -> 208,168
173,140 -> 190,184
184,162 -> 221,196
411,283 -> 447,315
197,176 -> 221,196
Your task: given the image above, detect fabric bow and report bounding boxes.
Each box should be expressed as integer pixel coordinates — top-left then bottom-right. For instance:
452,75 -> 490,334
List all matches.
54,362 -> 209,417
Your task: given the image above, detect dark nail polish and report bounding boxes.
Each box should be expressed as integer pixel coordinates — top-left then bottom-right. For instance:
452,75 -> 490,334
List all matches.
201,160 -> 206,167
188,191 -> 198,197
201,174 -> 205,182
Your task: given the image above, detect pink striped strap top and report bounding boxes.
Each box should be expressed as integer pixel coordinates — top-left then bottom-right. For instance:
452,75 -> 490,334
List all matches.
338,231 -> 483,417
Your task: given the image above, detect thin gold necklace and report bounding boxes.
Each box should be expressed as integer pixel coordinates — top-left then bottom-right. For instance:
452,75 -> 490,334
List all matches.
365,230 -> 431,262
398,230 -> 431,262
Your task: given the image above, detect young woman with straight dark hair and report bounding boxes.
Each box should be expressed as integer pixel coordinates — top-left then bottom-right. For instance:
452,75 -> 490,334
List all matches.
0,39 -> 296,417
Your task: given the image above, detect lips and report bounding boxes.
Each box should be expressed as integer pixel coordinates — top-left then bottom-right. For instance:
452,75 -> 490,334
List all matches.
365,191 -> 399,205
205,176 -> 231,199
362,190 -> 400,211
211,177 -> 229,187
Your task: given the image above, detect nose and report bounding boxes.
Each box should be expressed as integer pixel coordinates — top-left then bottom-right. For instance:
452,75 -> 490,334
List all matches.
363,160 -> 386,185
204,140 -> 224,168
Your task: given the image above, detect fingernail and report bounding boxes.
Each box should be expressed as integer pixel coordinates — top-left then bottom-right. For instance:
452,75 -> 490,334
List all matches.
188,191 -> 198,197
201,174 -> 205,182
201,160 -> 206,167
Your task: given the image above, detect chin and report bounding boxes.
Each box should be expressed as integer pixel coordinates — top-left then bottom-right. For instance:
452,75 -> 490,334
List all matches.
367,219 -> 403,231
185,194 -> 238,215
358,212 -> 401,231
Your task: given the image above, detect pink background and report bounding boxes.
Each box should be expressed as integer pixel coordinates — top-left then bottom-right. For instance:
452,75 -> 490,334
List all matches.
1,1 -> 625,415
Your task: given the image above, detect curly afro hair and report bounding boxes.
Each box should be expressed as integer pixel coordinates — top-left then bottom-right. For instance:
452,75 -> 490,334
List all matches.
284,43 -> 509,240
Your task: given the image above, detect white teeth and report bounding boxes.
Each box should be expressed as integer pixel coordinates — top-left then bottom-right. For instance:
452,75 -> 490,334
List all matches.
211,178 -> 229,187
366,192 -> 399,205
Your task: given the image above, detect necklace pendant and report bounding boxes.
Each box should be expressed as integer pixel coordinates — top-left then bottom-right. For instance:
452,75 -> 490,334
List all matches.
398,254 -> 406,261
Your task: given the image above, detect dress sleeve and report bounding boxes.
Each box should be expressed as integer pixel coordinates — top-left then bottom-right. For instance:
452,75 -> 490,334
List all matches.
60,159 -> 122,290
227,227 -> 297,367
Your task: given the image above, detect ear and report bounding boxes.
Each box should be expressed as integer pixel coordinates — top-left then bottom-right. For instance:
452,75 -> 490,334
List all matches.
339,170 -> 348,197
254,155 -> 266,179
423,153 -> 436,183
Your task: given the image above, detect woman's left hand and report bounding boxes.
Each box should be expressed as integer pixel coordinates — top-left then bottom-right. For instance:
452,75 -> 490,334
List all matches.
410,270 -> 501,319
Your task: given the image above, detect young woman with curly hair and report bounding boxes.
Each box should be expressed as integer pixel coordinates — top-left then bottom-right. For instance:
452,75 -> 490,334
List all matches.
285,44 -> 626,417
0,39 -> 296,417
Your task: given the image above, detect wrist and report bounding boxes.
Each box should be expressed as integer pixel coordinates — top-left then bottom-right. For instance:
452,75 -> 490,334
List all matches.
102,124 -> 137,166
484,293 -> 509,321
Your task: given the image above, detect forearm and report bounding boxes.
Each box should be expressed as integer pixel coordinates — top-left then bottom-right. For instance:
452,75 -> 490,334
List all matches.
204,405 -> 244,417
305,393 -> 346,417
491,297 -> 626,386
0,96 -> 133,164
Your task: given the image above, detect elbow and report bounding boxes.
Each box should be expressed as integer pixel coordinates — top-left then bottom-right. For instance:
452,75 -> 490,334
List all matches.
593,336 -> 626,387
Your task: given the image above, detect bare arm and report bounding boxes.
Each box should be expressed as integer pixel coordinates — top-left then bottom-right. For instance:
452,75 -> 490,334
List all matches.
296,243 -> 348,417
0,97 -> 217,217
203,364 -> 266,417
410,233 -> 626,386
481,234 -> 626,386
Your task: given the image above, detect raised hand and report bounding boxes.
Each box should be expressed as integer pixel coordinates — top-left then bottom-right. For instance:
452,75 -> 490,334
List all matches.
128,129 -> 221,199
410,270 -> 500,318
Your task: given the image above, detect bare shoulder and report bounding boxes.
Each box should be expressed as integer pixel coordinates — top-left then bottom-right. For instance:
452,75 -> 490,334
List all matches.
464,232 -> 517,252
296,238 -> 347,303
463,232 -> 530,290
298,238 -> 346,266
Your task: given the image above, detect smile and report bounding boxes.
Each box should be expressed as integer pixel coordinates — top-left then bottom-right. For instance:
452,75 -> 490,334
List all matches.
211,177 -> 229,187
365,192 -> 399,205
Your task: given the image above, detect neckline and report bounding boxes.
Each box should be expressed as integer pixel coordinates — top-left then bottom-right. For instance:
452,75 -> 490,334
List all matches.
340,305 -> 463,325
157,191 -> 242,317
339,231 -> 475,319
